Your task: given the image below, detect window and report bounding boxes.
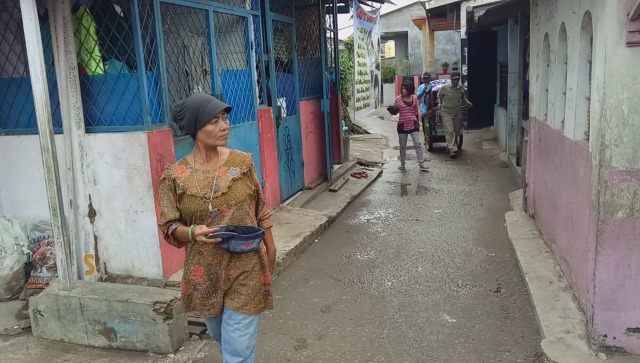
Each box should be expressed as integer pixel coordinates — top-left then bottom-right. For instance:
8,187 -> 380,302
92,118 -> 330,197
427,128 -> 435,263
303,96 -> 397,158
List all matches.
576,12 -> 593,141
539,33 -> 550,121
555,23 -> 568,131
627,0 -> 640,47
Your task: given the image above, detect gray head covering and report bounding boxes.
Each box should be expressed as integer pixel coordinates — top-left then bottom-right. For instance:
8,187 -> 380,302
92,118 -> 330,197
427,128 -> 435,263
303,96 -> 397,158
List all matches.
171,94 -> 232,139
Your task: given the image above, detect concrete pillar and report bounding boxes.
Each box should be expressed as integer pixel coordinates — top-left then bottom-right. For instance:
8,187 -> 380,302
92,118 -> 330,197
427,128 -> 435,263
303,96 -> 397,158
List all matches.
48,0 -> 98,279
19,0 -> 75,290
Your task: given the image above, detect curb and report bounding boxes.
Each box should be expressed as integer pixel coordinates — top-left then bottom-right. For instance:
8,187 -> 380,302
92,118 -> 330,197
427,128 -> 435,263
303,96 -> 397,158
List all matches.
270,207 -> 330,281
505,191 -> 617,363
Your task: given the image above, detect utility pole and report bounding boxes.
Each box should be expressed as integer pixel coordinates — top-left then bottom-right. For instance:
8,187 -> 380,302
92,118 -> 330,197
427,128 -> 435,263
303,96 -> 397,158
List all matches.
19,0 -> 74,291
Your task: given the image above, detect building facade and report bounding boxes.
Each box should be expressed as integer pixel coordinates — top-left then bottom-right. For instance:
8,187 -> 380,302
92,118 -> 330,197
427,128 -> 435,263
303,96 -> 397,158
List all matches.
527,0 -> 640,354
0,0 -> 341,282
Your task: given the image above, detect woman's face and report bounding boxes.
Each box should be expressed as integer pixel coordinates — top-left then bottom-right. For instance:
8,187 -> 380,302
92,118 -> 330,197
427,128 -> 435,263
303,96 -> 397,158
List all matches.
401,87 -> 408,96
195,111 -> 230,148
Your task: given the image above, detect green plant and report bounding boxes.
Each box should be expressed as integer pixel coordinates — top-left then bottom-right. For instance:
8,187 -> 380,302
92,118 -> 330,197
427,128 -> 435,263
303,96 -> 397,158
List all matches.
452,60 -> 459,67
396,59 -> 410,76
339,49 -> 353,107
381,59 -> 397,80
441,61 -> 450,69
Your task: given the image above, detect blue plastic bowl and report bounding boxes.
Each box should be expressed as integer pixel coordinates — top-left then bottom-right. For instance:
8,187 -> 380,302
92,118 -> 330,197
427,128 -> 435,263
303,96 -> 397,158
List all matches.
207,225 -> 265,254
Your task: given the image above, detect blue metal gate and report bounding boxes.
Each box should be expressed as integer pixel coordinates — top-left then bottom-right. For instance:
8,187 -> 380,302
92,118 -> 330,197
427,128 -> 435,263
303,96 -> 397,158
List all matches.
156,0 -> 263,180
321,0 -> 339,180
266,7 -> 304,201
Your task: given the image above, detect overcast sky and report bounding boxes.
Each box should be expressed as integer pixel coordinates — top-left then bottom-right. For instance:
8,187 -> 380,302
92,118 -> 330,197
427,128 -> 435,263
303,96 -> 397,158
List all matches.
338,0 -> 422,39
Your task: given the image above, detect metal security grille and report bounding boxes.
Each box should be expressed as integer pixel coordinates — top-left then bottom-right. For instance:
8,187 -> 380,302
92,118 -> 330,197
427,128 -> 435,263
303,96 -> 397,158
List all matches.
272,20 -> 297,117
214,0 -> 259,11
75,0 -> 144,129
324,3 -> 337,73
213,12 -> 255,125
160,2 -> 211,136
270,0 -> 293,17
139,0 -> 164,125
0,0 -> 62,133
253,14 -> 267,105
295,2 -> 322,99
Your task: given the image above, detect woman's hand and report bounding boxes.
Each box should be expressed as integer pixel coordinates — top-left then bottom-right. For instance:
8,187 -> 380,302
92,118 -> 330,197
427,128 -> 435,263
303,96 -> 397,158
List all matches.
266,248 -> 276,273
193,225 -> 222,244
262,228 -> 277,273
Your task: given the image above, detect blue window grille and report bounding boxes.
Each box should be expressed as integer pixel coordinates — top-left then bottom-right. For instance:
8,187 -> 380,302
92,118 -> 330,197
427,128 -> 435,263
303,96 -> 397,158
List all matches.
214,0 -> 260,11
0,0 -> 164,134
295,2 -> 322,100
253,13 -> 267,105
270,0 -> 293,18
272,20 -> 297,117
158,2 -> 211,137
213,11 -> 256,125
1,0 -> 328,135
0,0 -> 62,134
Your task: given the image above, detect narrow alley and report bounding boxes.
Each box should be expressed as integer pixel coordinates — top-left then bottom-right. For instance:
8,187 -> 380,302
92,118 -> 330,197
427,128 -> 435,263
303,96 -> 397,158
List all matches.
196,113 -> 544,363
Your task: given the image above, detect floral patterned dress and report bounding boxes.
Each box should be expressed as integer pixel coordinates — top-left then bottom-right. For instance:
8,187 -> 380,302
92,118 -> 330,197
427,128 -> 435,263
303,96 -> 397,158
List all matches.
158,150 -> 273,317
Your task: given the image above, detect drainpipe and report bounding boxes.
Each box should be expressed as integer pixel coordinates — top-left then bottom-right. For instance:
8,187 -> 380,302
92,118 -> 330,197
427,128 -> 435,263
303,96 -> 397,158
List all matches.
19,0 -> 75,290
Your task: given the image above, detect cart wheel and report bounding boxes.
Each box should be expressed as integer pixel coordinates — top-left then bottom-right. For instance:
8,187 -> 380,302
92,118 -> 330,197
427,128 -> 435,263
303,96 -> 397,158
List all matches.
425,129 -> 434,152
457,134 -> 463,151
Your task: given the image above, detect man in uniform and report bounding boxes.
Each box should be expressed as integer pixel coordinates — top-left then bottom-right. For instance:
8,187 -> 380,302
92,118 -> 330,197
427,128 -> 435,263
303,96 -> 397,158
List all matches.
437,71 -> 473,158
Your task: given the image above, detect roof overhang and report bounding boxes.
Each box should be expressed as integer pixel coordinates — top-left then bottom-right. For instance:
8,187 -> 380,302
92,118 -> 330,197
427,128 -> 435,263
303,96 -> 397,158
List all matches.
466,0 -> 529,32
412,15 -> 460,31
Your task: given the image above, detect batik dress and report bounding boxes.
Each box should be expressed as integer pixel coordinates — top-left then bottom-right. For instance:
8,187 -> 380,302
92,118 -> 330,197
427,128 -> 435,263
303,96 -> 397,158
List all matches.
158,150 -> 273,317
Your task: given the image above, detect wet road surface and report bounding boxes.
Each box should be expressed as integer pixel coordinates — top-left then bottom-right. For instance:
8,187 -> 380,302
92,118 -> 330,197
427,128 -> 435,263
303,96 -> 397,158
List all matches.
242,116 -> 542,362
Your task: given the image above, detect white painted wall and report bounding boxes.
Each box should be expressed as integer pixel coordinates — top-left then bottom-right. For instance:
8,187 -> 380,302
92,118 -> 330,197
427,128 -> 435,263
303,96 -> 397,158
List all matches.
0,135 -> 68,220
494,105 -> 507,151
87,133 -> 162,279
529,0 -> 603,146
0,133 -> 163,279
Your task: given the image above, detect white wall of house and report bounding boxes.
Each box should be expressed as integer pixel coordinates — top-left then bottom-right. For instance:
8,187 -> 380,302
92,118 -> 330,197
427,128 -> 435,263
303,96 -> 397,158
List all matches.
0,133 -> 164,280
529,0 -> 603,145
528,0 -> 640,353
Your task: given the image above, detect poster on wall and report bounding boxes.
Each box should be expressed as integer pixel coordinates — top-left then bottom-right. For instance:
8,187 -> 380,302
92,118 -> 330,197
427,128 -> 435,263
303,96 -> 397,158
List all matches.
353,0 -> 381,118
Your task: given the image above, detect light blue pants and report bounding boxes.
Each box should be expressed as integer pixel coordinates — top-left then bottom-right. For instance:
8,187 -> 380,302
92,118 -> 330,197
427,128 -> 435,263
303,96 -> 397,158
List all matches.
399,131 -> 425,166
204,307 -> 261,363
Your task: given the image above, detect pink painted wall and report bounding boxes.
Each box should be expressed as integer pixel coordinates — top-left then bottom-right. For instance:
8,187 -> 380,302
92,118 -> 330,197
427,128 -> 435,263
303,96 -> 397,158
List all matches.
526,119 -> 597,319
300,100 -> 327,185
257,108 -> 281,208
593,218 -> 640,352
591,168 -> 640,353
395,75 -> 420,98
147,129 -> 184,278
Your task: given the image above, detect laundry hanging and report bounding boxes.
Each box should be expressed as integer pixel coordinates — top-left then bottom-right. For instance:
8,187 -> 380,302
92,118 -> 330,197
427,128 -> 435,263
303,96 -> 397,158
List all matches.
72,5 -> 105,75
92,1 -> 136,72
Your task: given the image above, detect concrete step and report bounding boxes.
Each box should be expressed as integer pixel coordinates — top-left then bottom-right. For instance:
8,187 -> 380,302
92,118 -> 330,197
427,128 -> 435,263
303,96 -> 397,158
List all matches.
286,161 -> 358,209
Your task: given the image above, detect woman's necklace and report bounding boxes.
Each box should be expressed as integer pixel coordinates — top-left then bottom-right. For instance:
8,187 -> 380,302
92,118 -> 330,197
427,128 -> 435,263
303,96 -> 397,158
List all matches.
192,149 -> 221,212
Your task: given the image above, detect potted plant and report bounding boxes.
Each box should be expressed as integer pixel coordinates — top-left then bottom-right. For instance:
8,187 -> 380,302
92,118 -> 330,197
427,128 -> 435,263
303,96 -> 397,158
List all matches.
452,60 -> 459,71
381,59 -> 397,83
441,61 -> 449,74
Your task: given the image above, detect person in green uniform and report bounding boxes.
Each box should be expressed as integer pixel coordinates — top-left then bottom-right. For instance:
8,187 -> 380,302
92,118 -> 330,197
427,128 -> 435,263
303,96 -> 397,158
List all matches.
437,71 -> 473,158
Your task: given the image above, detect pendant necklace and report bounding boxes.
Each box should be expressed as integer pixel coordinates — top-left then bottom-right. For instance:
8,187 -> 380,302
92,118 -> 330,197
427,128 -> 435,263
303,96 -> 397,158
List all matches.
192,148 -> 220,212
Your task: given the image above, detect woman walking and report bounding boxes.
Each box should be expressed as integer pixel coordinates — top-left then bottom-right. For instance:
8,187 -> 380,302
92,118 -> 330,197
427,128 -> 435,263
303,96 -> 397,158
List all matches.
158,94 -> 276,363
394,82 -> 428,171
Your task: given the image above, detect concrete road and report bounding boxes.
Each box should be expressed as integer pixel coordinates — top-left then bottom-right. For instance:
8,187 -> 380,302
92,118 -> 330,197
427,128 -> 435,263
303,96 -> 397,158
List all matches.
253,115 -> 543,363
